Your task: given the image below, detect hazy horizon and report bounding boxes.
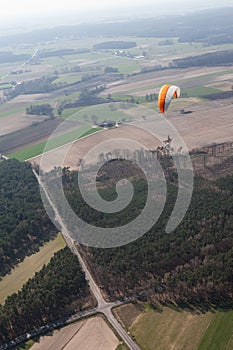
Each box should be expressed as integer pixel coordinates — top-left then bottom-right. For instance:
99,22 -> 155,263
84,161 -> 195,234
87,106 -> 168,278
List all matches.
1,0 -> 233,30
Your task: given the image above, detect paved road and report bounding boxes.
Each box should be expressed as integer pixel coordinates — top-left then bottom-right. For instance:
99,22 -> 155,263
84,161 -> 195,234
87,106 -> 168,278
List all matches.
34,170 -> 141,350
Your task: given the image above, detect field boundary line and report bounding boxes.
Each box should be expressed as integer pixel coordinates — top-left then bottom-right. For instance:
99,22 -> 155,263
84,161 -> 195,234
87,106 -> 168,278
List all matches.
25,128 -> 105,162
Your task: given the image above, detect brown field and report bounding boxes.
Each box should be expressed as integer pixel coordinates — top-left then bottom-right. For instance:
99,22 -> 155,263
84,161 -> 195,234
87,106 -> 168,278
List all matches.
31,96 -> 233,173
137,99 -> 233,149
1,66 -> 232,157
0,119 -> 83,154
115,303 -> 214,350
205,80 -> 233,91
131,307 -> 214,350
0,113 -> 48,137
31,124 -> 161,172
113,303 -> 144,329
0,93 -> 53,136
0,119 -> 60,154
0,93 -> 53,113
102,66 -> 230,95
31,316 -> 120,350
0,234 -> 65,305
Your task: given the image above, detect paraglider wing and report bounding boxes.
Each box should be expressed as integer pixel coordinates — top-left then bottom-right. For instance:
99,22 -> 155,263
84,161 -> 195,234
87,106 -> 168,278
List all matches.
158,85 -> 180,113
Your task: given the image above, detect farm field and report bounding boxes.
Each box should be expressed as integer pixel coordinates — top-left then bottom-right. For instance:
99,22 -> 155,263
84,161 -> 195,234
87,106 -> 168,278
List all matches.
0,233 -> 66,305
115,303 -> 233,350
0,23 -> 232,350
134,99 -> 233,149
0,55 -> 232,161
101,66 -> 233,97
59,103 -> 129,123
53,73 -> 83,85
0,93 -> 53,114
0,119 -> 64,154
0,93 -> 53,135
31,95 -> 233,173
0,112 -> 48,136
31,124 -> 161,172
30,316 -> 120,350
8,125 -> 100,161
197,310 -> 233,350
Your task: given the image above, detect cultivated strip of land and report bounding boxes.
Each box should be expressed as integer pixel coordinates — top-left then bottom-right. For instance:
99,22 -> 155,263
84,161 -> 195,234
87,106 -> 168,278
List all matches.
0,233 -> 65,305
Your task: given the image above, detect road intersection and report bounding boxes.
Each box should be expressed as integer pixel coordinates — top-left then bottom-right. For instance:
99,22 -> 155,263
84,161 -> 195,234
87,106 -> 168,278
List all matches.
34,170 -> 141,350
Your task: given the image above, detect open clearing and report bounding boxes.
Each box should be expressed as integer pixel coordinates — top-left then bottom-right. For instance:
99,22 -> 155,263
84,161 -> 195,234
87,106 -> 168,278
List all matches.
8,124 -> 94,161
101,67 -> 232,96
31,96 -> 233,173
131,307 -> 213,350
1,66 -> 232,158
135,99 -> 233,149
0,119 -> 62,154
0,93 -> 53,135
0,233 -> 65,305
115,303 -> 233,350
30,124 -> 161,172
0,112 -> 48,136
197,310 -> 233,350
30,316 -> 120,350
9,125 -> 99,161
206,81 -> 233,91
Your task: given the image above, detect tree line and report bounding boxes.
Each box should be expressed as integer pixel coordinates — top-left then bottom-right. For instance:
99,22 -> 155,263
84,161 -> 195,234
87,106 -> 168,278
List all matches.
0,247 -> 92,345
26,104 -> 54,118
0,51 -> 30,64
3,75 -> 67,102
38,48 -> 90,59
93,41 -> 136,50
0,159 -> 56,277
173,49 -> 233,68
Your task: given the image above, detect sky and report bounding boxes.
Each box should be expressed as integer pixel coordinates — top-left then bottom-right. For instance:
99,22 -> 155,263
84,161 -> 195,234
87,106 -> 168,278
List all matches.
0,0 -> 149,20
1,0 -> 233,27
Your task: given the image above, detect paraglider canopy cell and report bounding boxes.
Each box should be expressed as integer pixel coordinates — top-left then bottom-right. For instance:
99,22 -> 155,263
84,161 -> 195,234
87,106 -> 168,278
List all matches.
158,84 -> 180,113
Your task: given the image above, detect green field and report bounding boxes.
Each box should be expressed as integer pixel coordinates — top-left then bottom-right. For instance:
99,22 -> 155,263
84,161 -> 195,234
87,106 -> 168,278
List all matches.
115,344 -> 128,350
172,69 -> 233,86
0,83 -> 12,89
131,306 -> 213,350
107,78 -> 223,99
43,56 -> 66,67
61,103 -> 133,123
124,304 -> 233,350
8,125 -> 100,161
80,107 -> 131,123
60,106 -> 84,120
116,61 -> 141,74
197,310 -> 233,350
0,106 -> 26,118
0,233 -> 66,305
16,339 -> 35,350
53,73 -> 82,85
180,86 -> 222,98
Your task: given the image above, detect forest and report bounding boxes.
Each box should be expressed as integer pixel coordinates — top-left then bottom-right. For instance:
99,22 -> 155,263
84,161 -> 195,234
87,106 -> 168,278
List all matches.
0,51 -> 30,64
173,49 -> 233,68
0,155 -> 232,345
0,247 -> 92,345
0,159 -> 56,277
26,104 -> 54,118
38,48 -> 90,59
61,158 -> 233,306
93,41 -> 137,50
3,76 -> 62,100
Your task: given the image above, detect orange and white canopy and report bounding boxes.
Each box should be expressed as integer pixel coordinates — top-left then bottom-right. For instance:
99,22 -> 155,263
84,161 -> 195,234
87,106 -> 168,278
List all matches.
158,84 -> 180,113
